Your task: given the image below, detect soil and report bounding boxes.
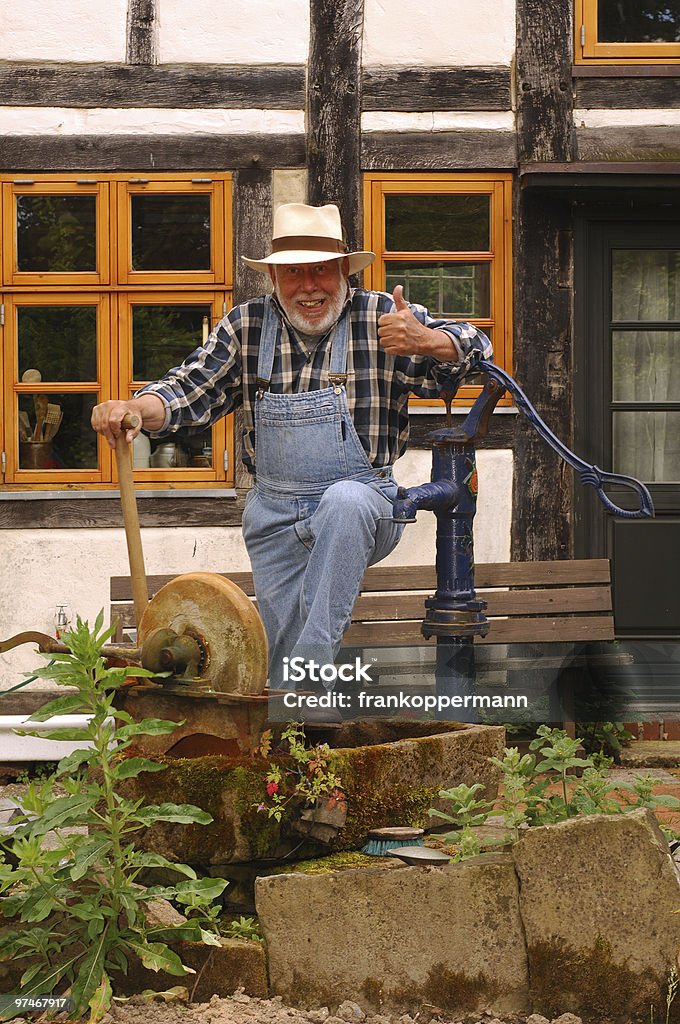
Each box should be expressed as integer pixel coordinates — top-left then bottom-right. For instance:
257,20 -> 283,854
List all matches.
12,993 -> 584,1024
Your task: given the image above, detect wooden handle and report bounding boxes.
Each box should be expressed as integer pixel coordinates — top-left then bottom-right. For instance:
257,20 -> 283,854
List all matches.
115,413 -> 148,627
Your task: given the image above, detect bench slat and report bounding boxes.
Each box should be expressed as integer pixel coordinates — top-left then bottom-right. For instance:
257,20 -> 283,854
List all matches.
110,559 -> 613,602
344,615 -> 616,646
351,586 -> 612,621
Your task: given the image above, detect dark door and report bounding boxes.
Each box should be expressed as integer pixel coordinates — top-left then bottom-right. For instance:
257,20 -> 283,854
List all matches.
574,217 -> 680,638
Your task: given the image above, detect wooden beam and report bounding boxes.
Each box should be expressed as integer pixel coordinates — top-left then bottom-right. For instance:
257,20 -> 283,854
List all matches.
362,131 -> 518,170
232,168 -> 273,489
575,77 -> 680,109
512,192 -> 574,561
0,494 -> 248,529
307,0 -> 363,255
0,63 -> 305,109
408,412 -> 517,450
516,0 -> 574,162
576,126 -> 680,162
0,135 -> 306,171
127,0 -> 157,65
362,67 -> 512,112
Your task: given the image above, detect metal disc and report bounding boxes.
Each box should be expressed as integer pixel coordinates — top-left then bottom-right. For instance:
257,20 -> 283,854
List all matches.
386,846 -> 451,866
139,572 -> 268,695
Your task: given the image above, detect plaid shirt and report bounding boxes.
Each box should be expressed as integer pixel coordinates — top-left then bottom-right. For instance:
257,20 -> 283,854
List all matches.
137,289 -> 492,474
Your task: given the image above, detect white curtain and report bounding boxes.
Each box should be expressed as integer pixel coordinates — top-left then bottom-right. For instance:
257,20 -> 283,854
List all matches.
611,249 -> 680,482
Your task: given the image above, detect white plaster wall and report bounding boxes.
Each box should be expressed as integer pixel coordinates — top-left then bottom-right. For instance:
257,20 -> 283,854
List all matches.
157,0 -> 309,64
362,0 -> 515,67
0,0 -> 128,62
0,108 -> 304,136
0,526 -> 252,689
574,109 -> 680,127
1,448 -> 512,692
362,112 -> 515,132
384,448 -> 513,568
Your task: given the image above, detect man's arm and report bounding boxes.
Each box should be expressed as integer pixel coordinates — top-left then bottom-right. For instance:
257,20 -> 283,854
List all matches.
377,285 -> 490,362
91,394 -> 166,449
91,307 -> 246,449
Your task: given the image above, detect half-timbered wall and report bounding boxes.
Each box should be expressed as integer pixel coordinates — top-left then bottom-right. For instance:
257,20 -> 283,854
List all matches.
0,0 -> 517,689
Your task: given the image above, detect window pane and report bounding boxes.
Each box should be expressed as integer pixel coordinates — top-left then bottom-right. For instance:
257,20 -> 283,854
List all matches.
613,411 -> 680,482
598,0 -> 680,42
138,427 -> 215,470
18,306 -> 98,382
612,331 -> 680,402
386,261 -> 490,318
132,304 -> 213,381
18,393 -> 98,470
385,195 -> 490,252
131,194 -> 211,271
17,195 -> 97,272
612,249 -> 680,322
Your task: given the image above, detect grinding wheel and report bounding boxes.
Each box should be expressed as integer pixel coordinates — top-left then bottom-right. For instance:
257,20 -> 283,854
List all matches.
138,572 -> 268,695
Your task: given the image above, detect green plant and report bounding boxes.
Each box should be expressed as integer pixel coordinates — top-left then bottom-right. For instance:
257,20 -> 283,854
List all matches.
255,723 -> 342,823
0,614 -> 227,1023
427,783 -> 493,860
222,915 -> 263,943
615,773 -> 680,815
14,762 -> 59,786
577,721 -> 633,763
528,725 -> 594,819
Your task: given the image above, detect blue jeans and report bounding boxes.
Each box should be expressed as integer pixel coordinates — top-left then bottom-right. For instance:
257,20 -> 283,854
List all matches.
242,478 -> 403,689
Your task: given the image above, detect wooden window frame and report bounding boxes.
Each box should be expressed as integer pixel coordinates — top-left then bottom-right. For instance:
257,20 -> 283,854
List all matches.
0,172 -> 234,492
116,177 -> 229,286
575,0 -> 680,64
2,179 -> 110,287
363,172 -> 513,408
117,291 -> 232,486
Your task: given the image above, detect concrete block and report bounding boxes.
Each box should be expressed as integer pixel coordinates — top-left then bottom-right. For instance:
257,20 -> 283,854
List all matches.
255,853 -> 529,1016
513,808 -> 680,1023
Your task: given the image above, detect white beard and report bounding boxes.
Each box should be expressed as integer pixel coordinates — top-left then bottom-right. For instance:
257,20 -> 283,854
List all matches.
276,282 -> 347,338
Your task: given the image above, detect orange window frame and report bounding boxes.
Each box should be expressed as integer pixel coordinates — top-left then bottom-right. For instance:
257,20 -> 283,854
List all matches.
575,0 -> 680,63
363,172 -> 513,408
0,172 -> 234,491
3,292 -> 111,486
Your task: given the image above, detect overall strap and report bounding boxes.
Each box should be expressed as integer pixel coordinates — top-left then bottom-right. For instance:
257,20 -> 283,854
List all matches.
255,295 -> 279,396
328,306 -> 350,389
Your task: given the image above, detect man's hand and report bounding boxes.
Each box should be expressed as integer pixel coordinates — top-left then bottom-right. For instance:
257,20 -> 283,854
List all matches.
378,285 -> 457,360
91,395 -> 165,449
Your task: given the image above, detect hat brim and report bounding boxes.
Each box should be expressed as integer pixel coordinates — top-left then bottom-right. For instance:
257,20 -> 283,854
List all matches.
241,249 -> 375,276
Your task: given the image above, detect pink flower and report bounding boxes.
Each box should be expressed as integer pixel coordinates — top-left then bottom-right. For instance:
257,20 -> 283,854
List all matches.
266,781 -> 279,796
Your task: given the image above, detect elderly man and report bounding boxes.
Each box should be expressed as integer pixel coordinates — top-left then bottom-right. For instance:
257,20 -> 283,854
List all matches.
92,203 -> 491,700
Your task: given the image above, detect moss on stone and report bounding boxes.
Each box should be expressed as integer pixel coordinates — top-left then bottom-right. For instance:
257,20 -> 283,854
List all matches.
357,964 -> 499,1014
329,743 -> 440,850
282,851 -> 378,874
529,934 -> 680,1023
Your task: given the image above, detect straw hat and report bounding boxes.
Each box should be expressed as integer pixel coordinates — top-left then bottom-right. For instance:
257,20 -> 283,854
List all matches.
242,203 -> 375,276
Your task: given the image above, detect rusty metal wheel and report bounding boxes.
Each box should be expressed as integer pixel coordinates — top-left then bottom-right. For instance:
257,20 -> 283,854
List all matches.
138,572 -> 268,695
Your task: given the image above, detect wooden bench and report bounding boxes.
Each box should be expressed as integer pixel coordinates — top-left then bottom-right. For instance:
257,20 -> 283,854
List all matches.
111,558 -> 631,735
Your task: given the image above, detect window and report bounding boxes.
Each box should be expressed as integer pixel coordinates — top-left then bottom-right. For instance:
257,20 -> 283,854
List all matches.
575,0 -> 680,63
1,173 -> 234,490
363,173 -> 513,407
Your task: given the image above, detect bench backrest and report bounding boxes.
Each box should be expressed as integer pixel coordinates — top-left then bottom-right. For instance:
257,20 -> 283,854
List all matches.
110,559 -> 615,646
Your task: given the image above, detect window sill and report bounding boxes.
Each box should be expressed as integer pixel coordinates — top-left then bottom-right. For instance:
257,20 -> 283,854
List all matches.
0,488 -> 237,501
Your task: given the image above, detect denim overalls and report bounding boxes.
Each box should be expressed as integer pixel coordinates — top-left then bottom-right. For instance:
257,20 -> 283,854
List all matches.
241,295 -> 404,689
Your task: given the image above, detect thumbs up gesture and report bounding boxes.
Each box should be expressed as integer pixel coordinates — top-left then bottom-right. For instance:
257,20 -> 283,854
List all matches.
378,285 -> 429,356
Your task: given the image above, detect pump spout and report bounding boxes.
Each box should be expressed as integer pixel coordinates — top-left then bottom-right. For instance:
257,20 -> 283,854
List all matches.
392,480 -> 463,523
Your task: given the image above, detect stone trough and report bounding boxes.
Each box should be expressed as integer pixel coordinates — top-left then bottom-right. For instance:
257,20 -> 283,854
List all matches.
125,721 -> 505,866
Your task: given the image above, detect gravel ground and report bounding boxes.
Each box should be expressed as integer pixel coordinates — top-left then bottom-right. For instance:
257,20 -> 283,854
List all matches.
11,993 -> 586,1024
